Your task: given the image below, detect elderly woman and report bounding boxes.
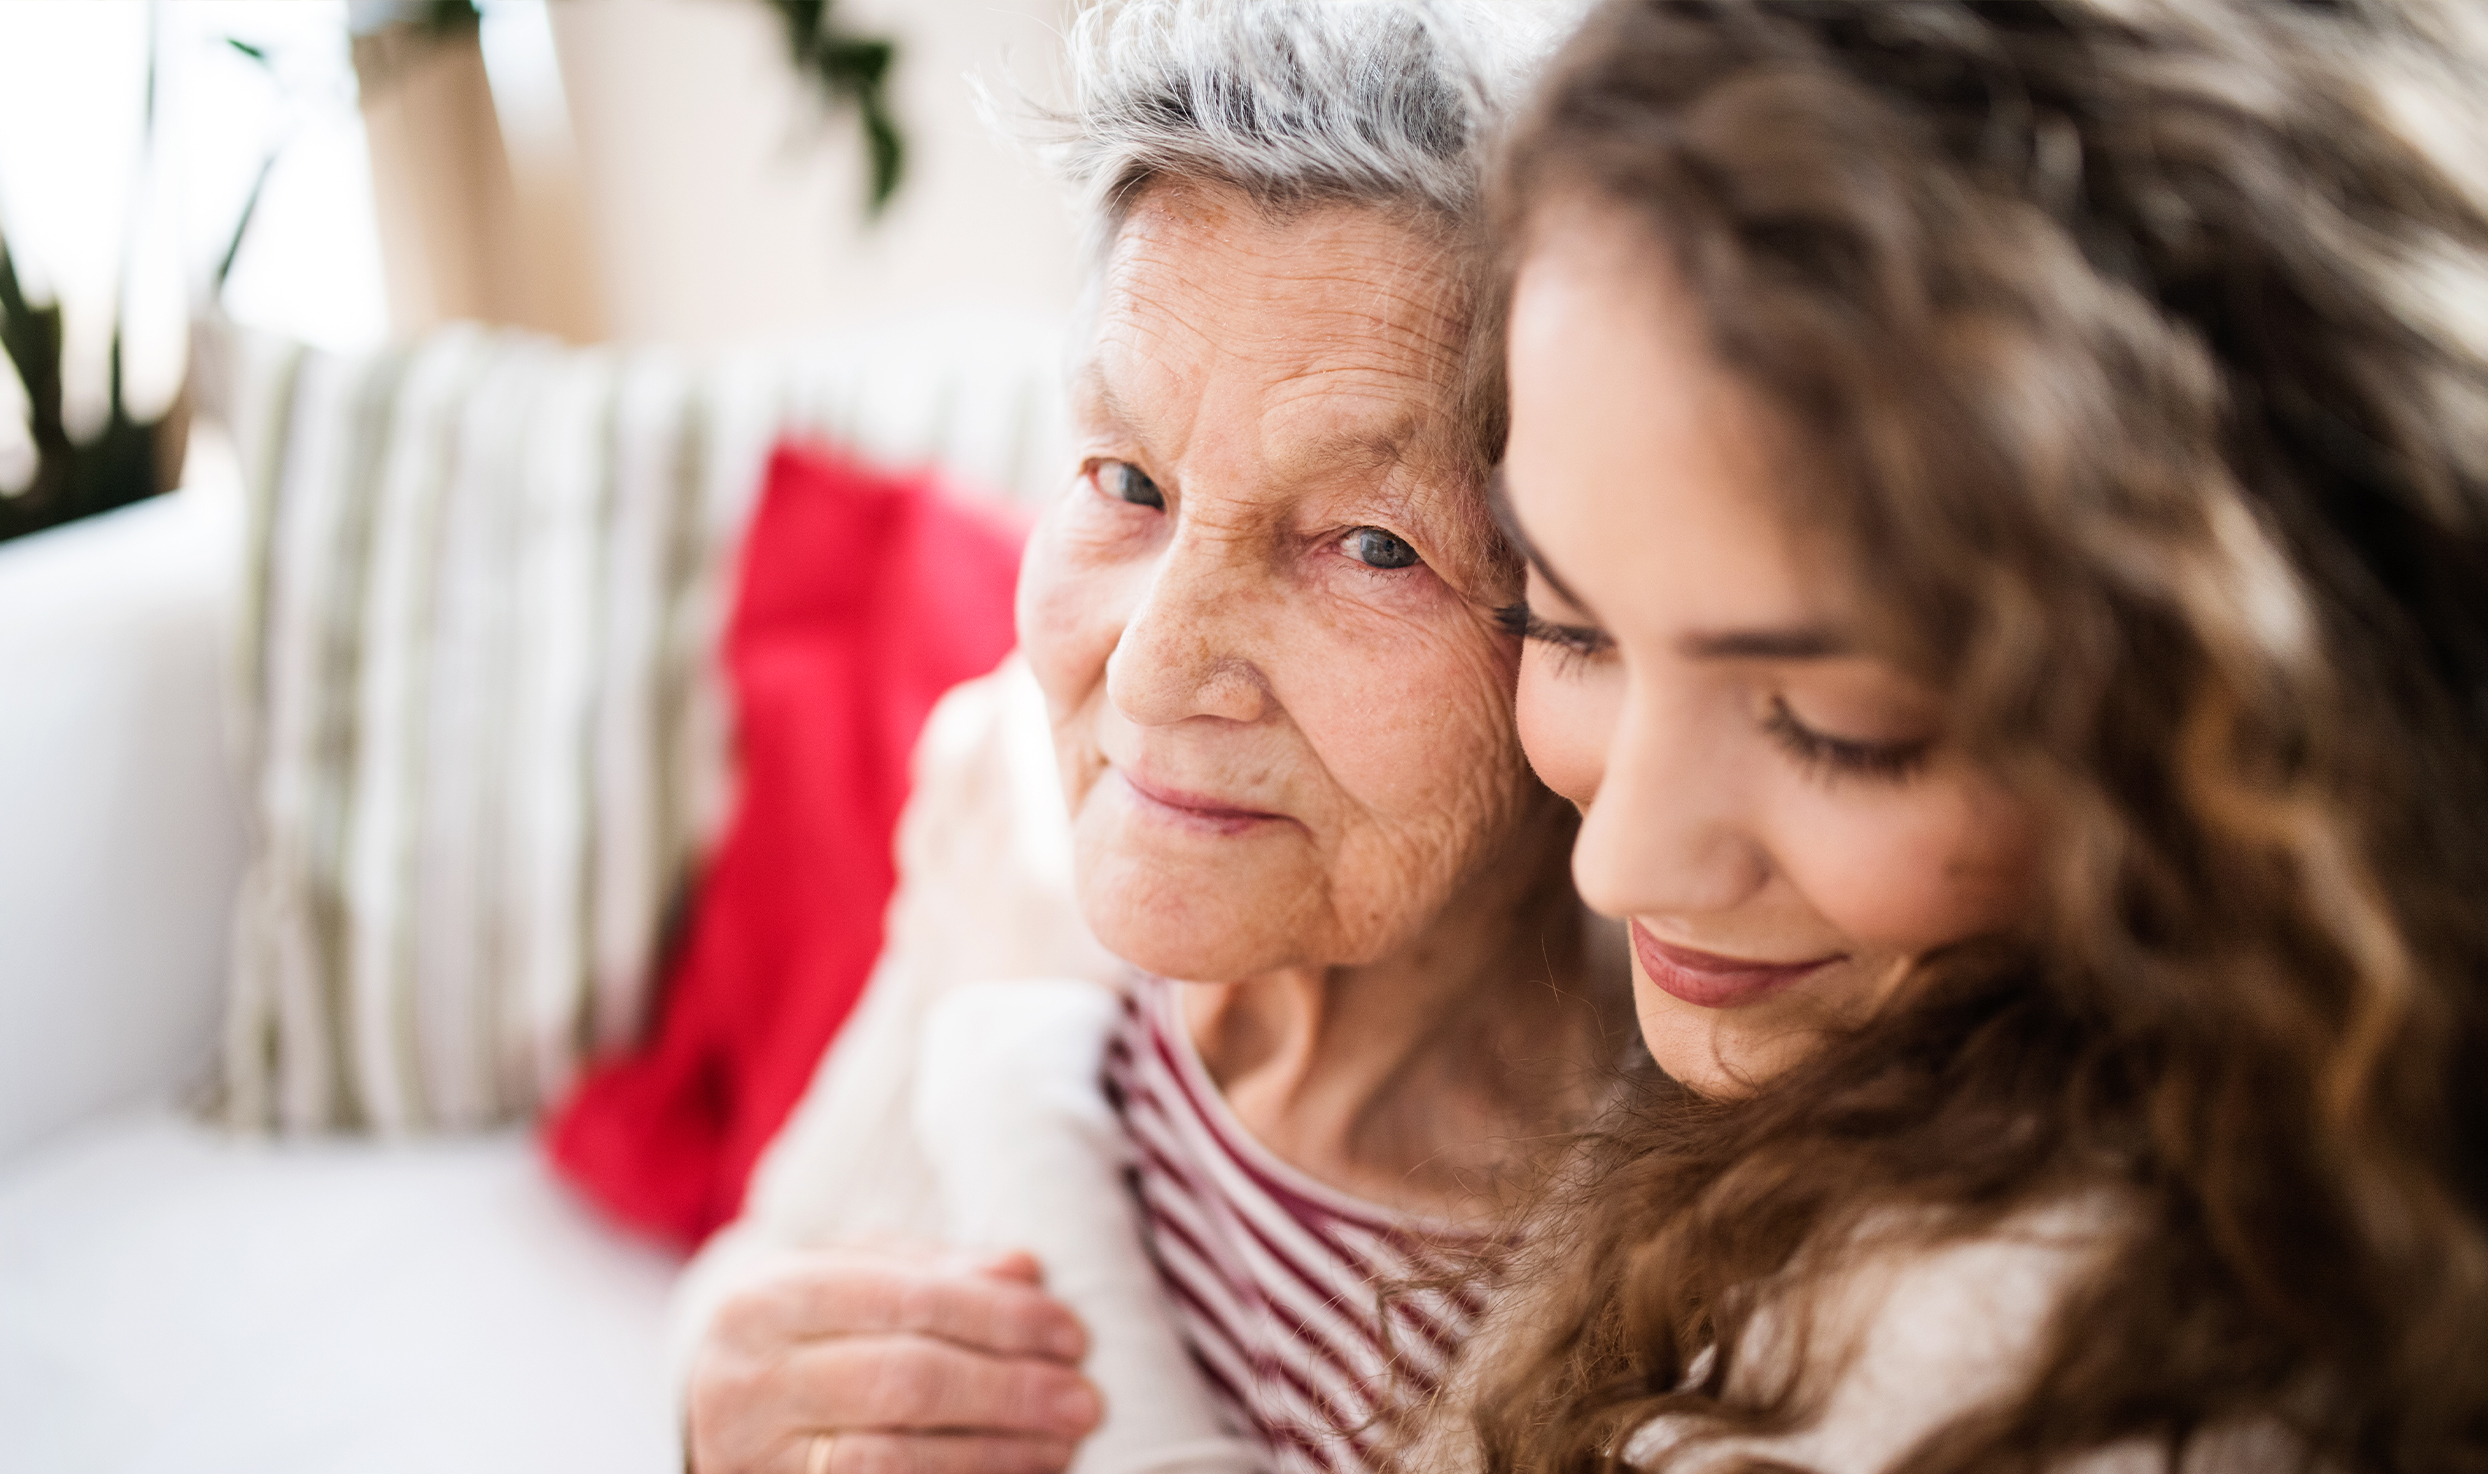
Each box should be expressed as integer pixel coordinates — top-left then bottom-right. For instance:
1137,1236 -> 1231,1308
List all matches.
680,7 -> 1624,1474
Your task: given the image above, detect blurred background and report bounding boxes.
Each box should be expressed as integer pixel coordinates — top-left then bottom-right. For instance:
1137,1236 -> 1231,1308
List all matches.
0,0 -> 1084,543
0,13 -> 1085,1460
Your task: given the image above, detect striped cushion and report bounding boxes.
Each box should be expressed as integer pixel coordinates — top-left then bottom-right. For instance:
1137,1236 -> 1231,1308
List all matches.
211,314 -> 1067,1134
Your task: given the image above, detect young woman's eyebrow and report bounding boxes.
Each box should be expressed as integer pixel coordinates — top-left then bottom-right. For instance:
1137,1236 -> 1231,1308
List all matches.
1485,467 -> 1597,615
1679,627 -> 1849,660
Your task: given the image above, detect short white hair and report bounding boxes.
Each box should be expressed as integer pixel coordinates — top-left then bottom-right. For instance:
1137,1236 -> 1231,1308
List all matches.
1035,0 -> 1572,260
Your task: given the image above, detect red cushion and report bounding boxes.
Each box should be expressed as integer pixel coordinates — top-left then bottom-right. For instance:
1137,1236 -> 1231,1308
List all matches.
546,442 -> 1028,1247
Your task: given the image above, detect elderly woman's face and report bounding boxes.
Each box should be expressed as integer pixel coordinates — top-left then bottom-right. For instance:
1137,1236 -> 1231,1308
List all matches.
1018,184 -> 1530,983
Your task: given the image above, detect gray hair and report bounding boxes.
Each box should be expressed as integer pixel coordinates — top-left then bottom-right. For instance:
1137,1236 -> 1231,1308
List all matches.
1032,0 -> 1573,263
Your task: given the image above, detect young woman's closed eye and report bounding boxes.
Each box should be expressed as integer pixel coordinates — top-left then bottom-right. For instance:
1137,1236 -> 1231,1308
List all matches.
1497,599 -> 1613,673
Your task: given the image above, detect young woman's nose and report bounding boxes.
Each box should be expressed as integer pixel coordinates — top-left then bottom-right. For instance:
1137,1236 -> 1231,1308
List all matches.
1104,527 -> 1272,728
1569,690 -> 1771,922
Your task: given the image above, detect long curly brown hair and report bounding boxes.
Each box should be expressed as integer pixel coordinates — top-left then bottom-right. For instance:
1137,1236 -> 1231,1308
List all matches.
1457,2 -> 2488,1471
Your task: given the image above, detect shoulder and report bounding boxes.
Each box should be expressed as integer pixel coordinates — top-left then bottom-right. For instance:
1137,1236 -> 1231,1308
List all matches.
1628,1197 -> 2122,1474
917,976 -> 1128,1135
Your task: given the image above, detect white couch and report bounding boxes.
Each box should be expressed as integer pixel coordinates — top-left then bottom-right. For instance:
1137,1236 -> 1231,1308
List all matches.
0,311 -> 1071,1473
0,463 -> 686,1474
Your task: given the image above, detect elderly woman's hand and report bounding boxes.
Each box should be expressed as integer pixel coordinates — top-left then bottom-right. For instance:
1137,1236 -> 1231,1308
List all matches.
687,1245 -> 1103,1474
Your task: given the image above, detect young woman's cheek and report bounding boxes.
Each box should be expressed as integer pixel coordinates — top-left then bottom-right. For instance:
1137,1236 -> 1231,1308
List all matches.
1768,775 -> 2039,955
1515,646 -> 1617,811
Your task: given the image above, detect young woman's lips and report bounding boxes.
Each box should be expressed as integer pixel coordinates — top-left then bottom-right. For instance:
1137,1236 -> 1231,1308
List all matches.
1630,921 -> 1844,1010
1119,772 -> 1287,836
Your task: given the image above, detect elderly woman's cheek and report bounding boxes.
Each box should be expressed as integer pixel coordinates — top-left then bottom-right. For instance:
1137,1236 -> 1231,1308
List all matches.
1017,509 -> 1135,722
1303,613 -> 1534,923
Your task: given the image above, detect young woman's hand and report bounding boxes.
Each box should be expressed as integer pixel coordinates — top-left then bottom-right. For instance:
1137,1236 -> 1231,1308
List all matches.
687,1245 -> 1102,1474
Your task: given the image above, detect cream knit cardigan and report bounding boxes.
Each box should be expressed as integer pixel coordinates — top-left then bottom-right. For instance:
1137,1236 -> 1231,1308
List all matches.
667,656 -> 1257,1474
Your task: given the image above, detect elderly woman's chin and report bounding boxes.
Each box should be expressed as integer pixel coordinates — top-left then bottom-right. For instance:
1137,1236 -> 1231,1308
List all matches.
1068,780 -> 1346,984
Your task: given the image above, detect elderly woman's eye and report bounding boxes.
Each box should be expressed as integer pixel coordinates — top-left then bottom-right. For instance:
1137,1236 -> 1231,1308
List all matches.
1098,461 -> 1164,510
1348,527 -> 1421,570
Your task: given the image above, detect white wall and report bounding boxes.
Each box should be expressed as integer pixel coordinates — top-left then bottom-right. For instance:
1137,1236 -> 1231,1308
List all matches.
548,0 -> 1083,350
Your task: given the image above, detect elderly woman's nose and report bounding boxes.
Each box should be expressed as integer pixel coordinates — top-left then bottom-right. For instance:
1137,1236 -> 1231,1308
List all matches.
1104,539 -> 1273,728
1572,699 -> 1769,921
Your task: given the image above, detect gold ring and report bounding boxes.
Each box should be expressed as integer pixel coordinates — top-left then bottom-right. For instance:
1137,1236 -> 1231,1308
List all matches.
806,1432 -> 838,1474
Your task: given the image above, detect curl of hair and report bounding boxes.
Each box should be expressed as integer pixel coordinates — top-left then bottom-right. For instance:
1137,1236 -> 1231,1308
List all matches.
1465,2 -> 2488,1471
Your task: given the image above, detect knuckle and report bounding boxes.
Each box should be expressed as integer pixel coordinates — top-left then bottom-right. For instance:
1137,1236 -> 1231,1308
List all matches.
977,1436 -> 1073,1474
835,1268 -> 907,1332
869,1344 -> 953,1422
685,1379 -> 764,1472
840,1434 -> 910,1474
686,1350 -> 760,1428
1017,1438 -> 1081,1474
760,1436 -> 822,1474
890,1271 -> 948,1336
714,1285 -> 781,1347
1002,1296 -> 1064,1355
798,1263 -> 909,1339
1013,1362 -> 1083,1429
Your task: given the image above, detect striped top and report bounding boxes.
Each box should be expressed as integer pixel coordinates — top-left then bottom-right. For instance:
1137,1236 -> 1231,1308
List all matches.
1102,978 -> 1489,1474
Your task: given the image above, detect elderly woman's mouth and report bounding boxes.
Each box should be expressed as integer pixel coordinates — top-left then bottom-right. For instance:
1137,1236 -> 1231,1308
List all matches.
1115,771 -> 1292,835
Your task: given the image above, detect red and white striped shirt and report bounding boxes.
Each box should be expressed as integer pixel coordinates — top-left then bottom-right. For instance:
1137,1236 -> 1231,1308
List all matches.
1102,978 -> 1489,1474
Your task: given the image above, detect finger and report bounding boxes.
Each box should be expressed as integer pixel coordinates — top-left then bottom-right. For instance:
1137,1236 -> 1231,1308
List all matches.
779,1335 -> 1103,1438
763,1432 -> 1081,1474
730,1260 -> 1087,1361
966,1249 -> 1044,1288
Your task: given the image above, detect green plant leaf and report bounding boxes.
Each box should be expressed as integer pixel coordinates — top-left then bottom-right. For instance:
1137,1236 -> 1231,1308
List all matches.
762,0 -> 908,219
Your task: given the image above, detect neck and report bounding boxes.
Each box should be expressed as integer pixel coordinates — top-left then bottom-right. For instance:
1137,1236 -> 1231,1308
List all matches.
1182,801 -> 1631,1222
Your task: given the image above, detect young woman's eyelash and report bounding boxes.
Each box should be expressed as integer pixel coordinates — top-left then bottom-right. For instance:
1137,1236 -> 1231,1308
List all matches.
1762,696 -> 1931,783
1495,602 -> 1614,670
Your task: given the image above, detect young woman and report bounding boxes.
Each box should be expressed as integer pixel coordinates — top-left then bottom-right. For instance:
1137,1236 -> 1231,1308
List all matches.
1468,1 -> 2488,1470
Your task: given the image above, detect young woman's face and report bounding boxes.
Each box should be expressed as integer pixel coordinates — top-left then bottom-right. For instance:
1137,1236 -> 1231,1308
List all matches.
1501,206 -> 2037,1095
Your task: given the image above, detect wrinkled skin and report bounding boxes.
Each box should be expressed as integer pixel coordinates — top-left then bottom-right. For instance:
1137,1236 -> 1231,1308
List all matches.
690,1248 -> 1096,1474
687,183 -> 1601,1474
1023,182 -> 1536,994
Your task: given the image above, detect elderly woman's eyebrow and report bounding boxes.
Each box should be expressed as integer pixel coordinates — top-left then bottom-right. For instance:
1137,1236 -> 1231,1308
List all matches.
1072,361 -> 1139,433
1293,416 -> 1424,476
